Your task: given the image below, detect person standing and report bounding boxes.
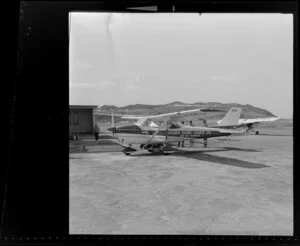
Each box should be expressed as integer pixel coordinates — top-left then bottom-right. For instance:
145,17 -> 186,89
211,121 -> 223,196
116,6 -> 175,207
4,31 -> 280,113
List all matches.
189,121 -> 194,146
181,121 -> 185,147
203,120 -> 208,148
94,124 -> 100,141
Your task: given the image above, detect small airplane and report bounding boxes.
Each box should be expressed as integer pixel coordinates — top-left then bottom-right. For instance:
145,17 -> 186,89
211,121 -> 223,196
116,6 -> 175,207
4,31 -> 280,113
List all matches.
99,107 -> 246,155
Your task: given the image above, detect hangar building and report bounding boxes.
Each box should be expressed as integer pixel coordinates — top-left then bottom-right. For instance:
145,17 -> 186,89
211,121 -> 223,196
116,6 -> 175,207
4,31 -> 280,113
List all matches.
69,105 -> 98,139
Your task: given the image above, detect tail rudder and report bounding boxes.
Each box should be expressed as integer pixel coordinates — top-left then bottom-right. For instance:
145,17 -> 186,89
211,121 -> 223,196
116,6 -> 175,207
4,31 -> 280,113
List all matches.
218,107 -> 242,127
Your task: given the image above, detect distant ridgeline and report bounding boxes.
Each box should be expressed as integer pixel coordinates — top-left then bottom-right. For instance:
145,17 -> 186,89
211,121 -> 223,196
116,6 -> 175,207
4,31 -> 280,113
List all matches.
95,102 -> 276,123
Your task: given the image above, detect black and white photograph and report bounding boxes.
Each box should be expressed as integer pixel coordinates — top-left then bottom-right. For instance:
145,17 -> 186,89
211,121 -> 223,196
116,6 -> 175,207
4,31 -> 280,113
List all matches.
69,13 -> 293,235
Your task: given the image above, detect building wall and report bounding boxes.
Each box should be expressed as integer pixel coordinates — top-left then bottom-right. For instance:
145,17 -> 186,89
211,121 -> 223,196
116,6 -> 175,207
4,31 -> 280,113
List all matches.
69,108 -> 94,137
78,109 -> 93,132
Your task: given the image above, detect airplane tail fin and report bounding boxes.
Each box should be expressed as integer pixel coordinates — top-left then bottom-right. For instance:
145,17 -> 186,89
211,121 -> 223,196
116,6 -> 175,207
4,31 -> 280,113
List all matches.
217,107 -> 242,127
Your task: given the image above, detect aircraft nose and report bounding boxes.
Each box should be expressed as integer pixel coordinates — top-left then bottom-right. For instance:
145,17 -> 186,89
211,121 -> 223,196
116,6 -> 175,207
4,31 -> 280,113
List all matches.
107,126 -> 117,132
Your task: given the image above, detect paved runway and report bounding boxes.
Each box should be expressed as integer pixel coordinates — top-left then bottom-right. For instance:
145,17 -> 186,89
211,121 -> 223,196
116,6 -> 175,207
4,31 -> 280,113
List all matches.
70,130 -> 293,235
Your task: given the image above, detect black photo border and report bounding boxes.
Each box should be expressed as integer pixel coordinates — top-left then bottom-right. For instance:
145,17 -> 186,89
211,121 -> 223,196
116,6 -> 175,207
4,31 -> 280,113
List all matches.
2,0 -> 299,245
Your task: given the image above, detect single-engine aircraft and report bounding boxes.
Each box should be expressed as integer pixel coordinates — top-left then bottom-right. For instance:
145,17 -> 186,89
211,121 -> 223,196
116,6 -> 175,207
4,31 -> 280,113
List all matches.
100,107 -> 246,155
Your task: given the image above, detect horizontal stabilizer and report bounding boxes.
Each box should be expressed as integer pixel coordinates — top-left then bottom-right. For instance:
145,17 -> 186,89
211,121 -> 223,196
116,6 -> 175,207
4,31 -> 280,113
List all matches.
238,117 -> 280,125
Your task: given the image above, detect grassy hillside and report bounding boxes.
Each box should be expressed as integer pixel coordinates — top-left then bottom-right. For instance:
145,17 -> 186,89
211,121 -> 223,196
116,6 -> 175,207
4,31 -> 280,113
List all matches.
96,102 -> 277,122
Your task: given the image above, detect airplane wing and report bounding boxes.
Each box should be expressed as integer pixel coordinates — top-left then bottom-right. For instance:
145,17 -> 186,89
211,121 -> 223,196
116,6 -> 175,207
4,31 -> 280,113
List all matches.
136,108 -> 223,126
148,108 -> 223,121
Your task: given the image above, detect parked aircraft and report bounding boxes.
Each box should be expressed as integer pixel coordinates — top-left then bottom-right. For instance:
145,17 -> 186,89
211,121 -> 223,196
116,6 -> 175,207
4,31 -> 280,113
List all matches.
100,107 -> 245,155
96,108 -> 279,135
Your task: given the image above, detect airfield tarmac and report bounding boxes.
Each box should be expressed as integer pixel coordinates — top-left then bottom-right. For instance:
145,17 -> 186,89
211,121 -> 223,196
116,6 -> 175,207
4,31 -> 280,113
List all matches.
70,126 -> 293,235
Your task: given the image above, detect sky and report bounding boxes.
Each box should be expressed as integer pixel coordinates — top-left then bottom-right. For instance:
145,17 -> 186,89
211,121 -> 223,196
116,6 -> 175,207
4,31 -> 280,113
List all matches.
69,13 -> 293,118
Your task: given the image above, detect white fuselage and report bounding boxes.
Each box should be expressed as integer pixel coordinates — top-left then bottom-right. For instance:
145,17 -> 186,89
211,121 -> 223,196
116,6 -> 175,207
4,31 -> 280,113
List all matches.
113,126 -> 232,145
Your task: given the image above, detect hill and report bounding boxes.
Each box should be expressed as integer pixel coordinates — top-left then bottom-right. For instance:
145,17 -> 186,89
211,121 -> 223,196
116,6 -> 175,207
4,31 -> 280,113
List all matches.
96,102 -> 276,120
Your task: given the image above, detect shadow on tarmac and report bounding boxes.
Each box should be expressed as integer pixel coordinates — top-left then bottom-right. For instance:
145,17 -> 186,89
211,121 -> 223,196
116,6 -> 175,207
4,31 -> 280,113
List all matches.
132,147 -> 269,169
197,147 -> 262,153
173,151 -> 269,169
